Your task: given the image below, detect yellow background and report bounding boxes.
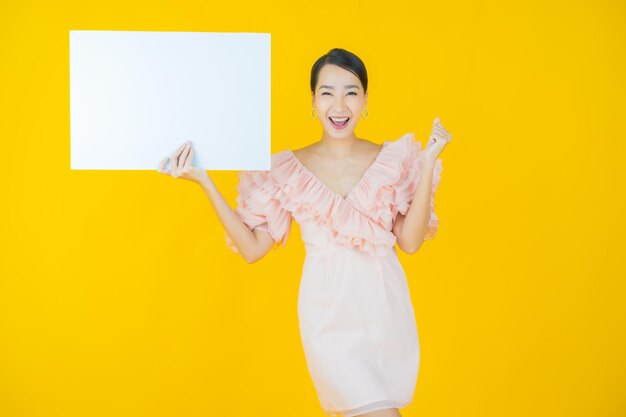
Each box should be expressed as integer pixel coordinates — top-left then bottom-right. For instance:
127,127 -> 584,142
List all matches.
1,0 -> 625,416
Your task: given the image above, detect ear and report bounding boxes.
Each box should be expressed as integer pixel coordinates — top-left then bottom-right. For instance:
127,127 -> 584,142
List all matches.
311,92 -> 315,106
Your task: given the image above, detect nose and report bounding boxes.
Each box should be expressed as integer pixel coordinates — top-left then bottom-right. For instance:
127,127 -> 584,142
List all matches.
332,96 -> 348,111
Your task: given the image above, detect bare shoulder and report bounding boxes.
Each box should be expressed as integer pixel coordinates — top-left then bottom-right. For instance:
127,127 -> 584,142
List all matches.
360,138 -> 384,153
291,143 -> 316,159
354,139 -> 384,162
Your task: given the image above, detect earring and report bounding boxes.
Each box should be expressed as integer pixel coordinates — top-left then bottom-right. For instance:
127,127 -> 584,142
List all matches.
311,107 -> 318,119
361,108 -> 369,119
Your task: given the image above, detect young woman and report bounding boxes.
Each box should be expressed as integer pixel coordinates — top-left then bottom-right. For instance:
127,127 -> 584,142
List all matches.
158,48 -> 453,417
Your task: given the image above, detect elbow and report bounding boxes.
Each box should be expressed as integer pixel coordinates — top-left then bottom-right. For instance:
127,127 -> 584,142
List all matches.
405,243 -> 423,255
242,249 -> 263,264
402,236 -> 425,254
405,228 -> 435,254
398,240 -> 422,255
227,245 -> 259,263
397,224 -> 431,254
243,253 -> 259,264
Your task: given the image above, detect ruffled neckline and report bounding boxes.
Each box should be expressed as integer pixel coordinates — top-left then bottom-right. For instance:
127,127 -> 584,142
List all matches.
225,132 -> 442,256
264,133 -> 428,255
284,140 -> 391,202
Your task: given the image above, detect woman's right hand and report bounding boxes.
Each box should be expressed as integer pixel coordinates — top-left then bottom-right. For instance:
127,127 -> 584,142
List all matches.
158,141 -> 209,185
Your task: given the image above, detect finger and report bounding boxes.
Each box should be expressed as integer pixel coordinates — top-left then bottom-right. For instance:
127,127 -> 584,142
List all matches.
432,126 -> 445,136
184,145 -> 194,170
171,142 -> 187,177
177,142 -> 191,176
433,123 -> 448,133
430,132 -> 444,142
437,128 -> 452,139
431,130 -> 449,142
433,126 -> 451,138
158,157 -> 171,174
434,119 -> 451,136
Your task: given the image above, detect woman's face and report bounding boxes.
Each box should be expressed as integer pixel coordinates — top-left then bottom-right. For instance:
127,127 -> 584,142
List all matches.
312,64 -> 368,139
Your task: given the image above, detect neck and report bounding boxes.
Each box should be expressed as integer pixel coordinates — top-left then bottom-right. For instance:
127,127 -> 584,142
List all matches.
318,131 -> 361,157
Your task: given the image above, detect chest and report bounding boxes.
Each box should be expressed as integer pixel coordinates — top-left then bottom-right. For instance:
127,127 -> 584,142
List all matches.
292,151 -> 381,199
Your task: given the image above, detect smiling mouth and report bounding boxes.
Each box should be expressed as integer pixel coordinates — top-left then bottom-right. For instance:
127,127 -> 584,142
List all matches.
329,117 -> 350,127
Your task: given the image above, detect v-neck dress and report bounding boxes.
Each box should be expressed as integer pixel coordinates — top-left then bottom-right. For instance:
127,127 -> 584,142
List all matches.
225,133 -> 443,417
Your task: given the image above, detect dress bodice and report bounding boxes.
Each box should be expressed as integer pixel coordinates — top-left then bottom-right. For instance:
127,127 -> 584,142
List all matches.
225,133 -> 443,256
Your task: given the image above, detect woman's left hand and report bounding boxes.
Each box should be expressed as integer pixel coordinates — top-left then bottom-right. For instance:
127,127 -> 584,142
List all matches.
424,116 -> 453,162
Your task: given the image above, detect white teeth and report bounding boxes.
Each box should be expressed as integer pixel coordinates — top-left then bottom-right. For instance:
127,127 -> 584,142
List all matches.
330,117 -> 349,122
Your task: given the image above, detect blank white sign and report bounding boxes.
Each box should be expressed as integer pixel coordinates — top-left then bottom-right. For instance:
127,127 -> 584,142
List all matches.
69,30 -> 271,171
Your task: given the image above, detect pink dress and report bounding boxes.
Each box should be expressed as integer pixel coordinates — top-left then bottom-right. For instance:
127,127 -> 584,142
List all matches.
225,133 -> 443,417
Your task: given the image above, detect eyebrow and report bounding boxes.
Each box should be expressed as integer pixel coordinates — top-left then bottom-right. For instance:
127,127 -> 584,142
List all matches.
319,84 -> 360,90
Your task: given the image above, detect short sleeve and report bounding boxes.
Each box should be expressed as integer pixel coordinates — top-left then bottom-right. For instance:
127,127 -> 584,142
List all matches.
394,140 -> 443,240
224,169 -> 293,254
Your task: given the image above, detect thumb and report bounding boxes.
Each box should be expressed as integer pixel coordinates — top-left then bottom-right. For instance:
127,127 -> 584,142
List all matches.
433,116 -> 440,126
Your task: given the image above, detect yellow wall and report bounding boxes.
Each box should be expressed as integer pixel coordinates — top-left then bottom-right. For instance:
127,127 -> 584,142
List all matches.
1,0 -> 624,416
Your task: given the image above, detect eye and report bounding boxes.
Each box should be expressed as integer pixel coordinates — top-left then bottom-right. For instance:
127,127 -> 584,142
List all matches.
321,92 -> 358,96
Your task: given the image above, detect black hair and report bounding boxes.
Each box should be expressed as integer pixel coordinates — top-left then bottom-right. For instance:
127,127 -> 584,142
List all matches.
310,48 -> 368,95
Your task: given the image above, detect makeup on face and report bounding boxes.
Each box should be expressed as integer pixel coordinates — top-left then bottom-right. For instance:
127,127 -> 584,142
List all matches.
319,84 -> 361,131
314,65 -> 366,135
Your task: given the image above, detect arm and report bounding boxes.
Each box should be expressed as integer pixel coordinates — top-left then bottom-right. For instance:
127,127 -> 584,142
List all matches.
393,158 -> 437,254
199,177 -> 274,263
158,141 -> 276,263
